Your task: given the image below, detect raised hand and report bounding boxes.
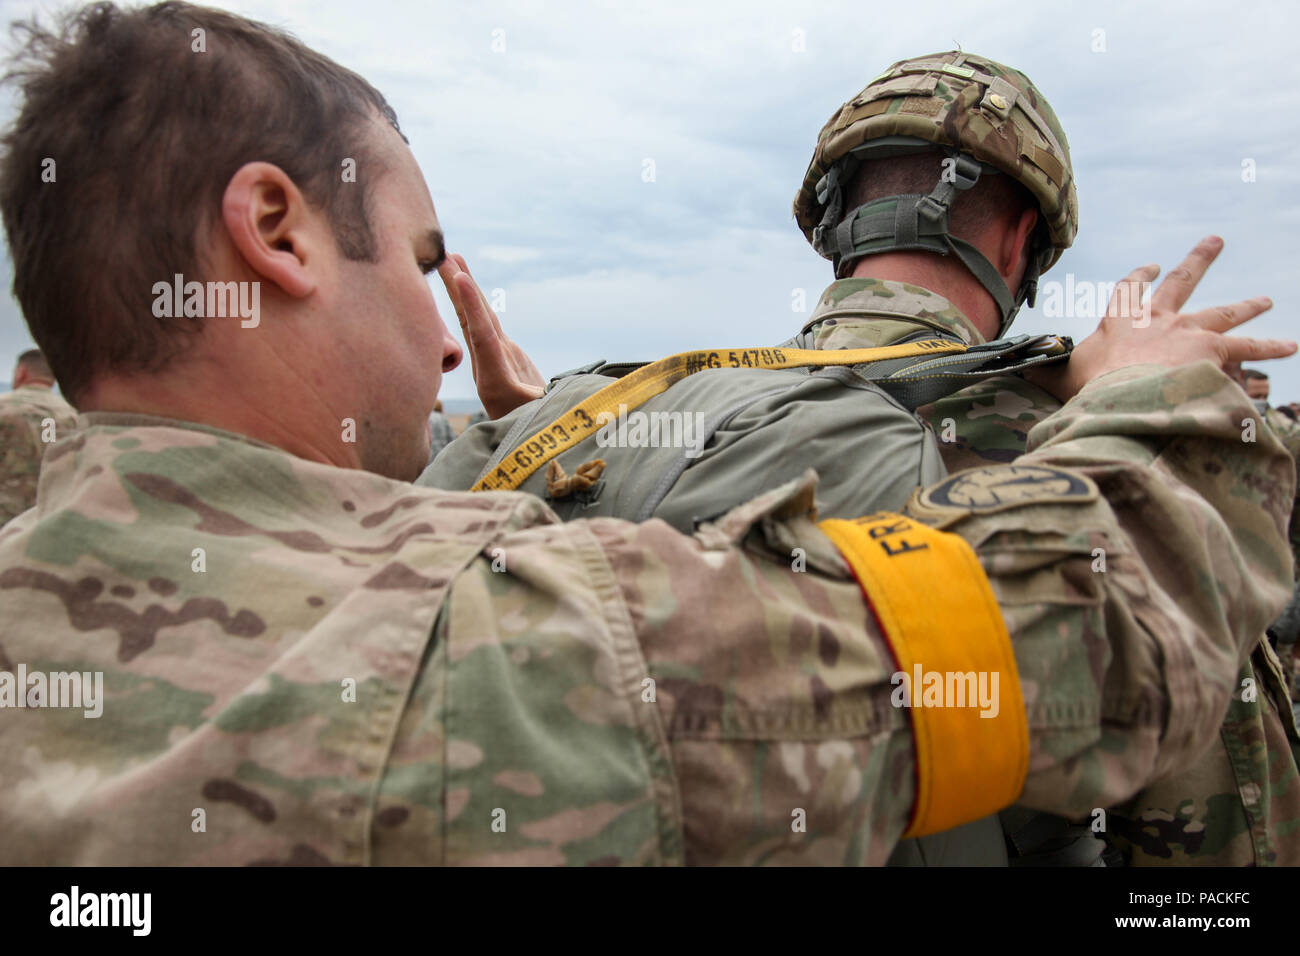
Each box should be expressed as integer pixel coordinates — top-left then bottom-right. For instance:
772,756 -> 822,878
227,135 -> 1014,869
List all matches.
439,254 -> 546,418
1028,236 -> 1294,402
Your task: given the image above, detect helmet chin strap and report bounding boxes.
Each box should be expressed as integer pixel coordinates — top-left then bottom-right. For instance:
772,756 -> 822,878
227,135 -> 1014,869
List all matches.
813,148 -> 1045,338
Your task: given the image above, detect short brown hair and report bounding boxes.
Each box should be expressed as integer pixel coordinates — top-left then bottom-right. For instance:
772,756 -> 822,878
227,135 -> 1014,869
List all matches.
15,348 -> 53,381
1243,369 -> 1269,381
0,1 -> 403,402
842,152 -> 1036,243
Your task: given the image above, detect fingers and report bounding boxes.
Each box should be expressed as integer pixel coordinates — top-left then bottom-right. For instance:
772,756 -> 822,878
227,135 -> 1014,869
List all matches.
1219,336 -> 1298,365
1107,263 -> 1159,323
438,258 -> 469,331
1187,296 -> 1273,333
1150,236 -> 1223,314
455,268 -> 545,418
452,254 -> 505,338
437,259 -> 485,382
454,271 -> 506,367
506,340 -> 548,390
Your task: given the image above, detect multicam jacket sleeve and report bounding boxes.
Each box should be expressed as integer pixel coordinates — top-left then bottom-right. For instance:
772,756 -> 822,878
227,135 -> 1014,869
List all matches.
0,361 -> 1288,866
921,368 -> 1300,865
427,361 -> 1292,864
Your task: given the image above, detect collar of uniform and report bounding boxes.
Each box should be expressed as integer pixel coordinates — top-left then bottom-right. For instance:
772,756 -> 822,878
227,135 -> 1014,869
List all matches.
31,413 -> 300,516
25,412 -> 558,541
79,411 -> 286,454
800,278 -> 984,350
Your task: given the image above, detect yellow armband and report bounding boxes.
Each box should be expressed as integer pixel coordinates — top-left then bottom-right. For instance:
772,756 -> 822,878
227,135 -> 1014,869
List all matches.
819,512 -> 1028,838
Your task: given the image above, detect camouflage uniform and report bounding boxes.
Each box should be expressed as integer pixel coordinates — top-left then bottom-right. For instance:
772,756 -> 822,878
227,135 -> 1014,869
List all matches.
787,285 -> 1300,867
790,294 -> 1300,866
1258,405 -> 1300,721
0,383 -> 77,525
424,278 -> 1300,866
1261,405 -> 1300,575
0,375 -> 1290,865
789,48 -> 1300,865
425,46 -> 1300,864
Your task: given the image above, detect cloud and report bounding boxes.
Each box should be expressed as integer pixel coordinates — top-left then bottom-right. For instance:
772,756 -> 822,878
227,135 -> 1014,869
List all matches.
0,0 -> 1295,405
476,245 -> 543,265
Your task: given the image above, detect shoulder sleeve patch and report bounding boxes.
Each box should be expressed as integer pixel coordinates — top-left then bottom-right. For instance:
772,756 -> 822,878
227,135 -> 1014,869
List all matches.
908,464 -> 1098,526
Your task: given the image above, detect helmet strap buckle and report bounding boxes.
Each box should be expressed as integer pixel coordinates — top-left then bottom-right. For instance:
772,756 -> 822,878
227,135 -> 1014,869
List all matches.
918,152 -> 982,223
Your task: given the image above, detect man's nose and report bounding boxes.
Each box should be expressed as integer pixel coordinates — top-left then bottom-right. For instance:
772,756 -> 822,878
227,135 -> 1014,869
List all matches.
442,330 -> 464,373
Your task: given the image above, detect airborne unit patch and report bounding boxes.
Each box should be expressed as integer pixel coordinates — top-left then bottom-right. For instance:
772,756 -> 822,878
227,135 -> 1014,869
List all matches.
907,464 -> 1099,526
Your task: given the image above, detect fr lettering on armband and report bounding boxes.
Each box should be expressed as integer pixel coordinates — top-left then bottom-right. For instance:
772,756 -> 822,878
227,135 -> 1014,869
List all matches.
819,512 -> 1028,837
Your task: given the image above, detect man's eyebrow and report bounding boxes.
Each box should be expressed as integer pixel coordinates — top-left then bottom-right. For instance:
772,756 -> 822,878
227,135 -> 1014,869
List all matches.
426,229 -> 446,267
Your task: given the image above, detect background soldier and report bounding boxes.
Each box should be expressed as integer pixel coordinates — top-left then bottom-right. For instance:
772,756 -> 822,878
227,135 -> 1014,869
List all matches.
1243,369 -> 1300,447
1239,368 -> 1300,717
426,398 -> 457,463
0,348 -> 77,524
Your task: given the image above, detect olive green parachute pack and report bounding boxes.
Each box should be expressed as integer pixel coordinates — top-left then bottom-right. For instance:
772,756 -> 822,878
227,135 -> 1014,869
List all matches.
427,332 -> 1070,530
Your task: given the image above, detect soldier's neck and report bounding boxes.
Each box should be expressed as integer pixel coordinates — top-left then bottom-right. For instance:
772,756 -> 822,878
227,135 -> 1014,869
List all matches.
78,371 -> 364,474
849,253 -> 1001,342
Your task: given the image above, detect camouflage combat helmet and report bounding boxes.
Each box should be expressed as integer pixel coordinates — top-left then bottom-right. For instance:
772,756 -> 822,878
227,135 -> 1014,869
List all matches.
793,51 -> 1078,336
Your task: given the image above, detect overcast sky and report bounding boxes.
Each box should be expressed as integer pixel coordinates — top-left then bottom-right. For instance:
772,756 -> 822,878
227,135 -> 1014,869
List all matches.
0,0 -> 1296,403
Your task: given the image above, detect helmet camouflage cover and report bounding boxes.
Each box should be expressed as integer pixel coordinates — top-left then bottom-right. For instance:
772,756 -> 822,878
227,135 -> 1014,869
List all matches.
793,51 -> 1079,334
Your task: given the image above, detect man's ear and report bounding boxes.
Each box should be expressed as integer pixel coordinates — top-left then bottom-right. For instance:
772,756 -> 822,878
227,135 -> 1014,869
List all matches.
996,206 -> 1040,283
12,365 -> 31,388
220,162 -> 318,299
